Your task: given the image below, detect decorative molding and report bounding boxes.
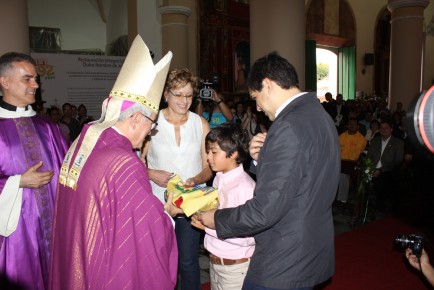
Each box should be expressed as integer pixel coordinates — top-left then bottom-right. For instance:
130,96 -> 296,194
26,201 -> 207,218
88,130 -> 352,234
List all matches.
158,5 -> 191,17
387,0 -> 429,13
390,15 -> 424,24
161,23 -> 189,29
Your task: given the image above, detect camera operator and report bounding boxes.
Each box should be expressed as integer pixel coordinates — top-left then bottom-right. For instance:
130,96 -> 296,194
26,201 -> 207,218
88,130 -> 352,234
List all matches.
406,248 -> 434,287
195,89 -> 233,128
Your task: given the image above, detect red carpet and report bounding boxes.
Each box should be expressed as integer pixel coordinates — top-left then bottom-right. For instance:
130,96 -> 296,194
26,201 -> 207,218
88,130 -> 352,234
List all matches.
201,282 -> 210,290
202,216 -> 432,290
316,216 -> 432,290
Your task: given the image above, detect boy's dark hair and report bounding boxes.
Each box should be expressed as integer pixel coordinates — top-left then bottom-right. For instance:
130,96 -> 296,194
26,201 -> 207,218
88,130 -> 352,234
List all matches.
205,122 -> 249,164
0,52 -> 37,76
246,51 -> 299,92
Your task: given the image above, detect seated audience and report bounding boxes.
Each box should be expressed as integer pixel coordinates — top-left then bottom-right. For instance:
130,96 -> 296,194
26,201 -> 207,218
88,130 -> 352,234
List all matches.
367,119 -> 404,212
337,119 -> 367,203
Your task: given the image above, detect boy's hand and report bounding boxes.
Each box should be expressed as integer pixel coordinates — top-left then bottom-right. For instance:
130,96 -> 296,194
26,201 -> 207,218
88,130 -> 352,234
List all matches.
196,209 -> 216,229
191,214 -> 206,230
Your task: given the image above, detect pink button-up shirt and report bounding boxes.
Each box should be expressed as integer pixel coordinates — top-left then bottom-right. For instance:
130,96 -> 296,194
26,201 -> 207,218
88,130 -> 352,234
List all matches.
204,164 -> 256,259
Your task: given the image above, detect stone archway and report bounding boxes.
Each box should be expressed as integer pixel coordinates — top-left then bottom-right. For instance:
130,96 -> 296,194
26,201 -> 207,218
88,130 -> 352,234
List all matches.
374,8 -> 391,98
306,0 -> 356,48
306,0 -> 356,98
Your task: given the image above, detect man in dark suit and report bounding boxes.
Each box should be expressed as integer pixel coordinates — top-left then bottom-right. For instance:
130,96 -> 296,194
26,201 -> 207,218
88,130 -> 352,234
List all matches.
196,52 -> 340,290
367,119 -> 404,212
322,91 -> 337,121
334,93 -> 349,133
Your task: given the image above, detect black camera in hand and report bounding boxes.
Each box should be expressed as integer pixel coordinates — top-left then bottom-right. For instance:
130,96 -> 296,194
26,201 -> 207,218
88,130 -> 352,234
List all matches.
395,233 -> 424,258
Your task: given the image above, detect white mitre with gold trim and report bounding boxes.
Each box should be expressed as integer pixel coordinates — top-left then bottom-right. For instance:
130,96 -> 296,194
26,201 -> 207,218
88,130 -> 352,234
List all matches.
59,35 -> 172,189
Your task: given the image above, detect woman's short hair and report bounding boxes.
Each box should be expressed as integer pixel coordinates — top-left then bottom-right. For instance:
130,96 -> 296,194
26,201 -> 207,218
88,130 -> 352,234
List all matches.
165,68 -> 199,96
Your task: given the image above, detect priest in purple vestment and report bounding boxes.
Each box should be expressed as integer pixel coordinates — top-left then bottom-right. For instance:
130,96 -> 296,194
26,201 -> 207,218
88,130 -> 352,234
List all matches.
49,36 -> 178,290
0,52 -> 69,290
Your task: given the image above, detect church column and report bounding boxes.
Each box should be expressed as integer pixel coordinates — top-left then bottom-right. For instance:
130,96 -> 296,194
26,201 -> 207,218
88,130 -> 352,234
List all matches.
0,0 -> 30,54
106,0 -> 128,52
250,0 -> 305,89
388,0 -> 429,110
127,0 -> 138,48
159,5 -> 191,69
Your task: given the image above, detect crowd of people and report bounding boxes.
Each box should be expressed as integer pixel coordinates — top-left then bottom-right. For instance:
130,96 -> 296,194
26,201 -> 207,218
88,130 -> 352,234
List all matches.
321,92 -> 425,214
322,91 -> 434,287
1,38 -> 433,290
33,102 -> 94,142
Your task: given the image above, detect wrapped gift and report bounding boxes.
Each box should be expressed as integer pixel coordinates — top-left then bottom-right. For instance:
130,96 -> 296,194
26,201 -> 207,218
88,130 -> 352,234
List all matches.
165,175 -> 218,217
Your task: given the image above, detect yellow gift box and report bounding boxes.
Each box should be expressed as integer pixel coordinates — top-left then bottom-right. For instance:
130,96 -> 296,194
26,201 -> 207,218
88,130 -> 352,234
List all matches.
165,175 -> 219,217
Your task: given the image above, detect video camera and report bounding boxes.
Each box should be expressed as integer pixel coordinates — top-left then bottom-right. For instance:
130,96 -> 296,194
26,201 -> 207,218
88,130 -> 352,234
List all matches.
199,75 -> 220,100
199,81 -> 214,100
394,233 -> 424,259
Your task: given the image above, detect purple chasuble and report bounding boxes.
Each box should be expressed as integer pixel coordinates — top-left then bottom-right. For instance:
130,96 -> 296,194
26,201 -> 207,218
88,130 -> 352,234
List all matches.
0,115 -> 69,290
49,126 -> 178,290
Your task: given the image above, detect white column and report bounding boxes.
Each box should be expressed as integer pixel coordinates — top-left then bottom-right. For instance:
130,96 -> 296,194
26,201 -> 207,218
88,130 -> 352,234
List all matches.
159,5 -> 191,69
106,0 -> 128,49
388,0 -> 429,109
250,0 -> 305,89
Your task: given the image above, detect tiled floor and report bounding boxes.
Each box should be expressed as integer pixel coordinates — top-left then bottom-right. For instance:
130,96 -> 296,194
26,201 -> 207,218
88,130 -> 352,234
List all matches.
199,246 -> 211,286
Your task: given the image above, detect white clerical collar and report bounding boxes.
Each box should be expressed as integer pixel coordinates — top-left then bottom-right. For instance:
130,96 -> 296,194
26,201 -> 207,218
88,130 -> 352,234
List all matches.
275,92 -> 307,118
0,106 -> 36,119
0,99 -> 30,112
16,106 -> 27,113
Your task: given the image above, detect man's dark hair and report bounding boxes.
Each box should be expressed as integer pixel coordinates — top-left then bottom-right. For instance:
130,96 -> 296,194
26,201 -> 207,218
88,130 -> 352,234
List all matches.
47,106 -> 60,117
78,104 -> 87,112
347,118 -> 359,125
246,51 -> 299,92
370,119 -> 379,127
0,52 -> 37,75
205,122 -> 249,164
380,118 -> 393,128
62,102 -> 72,111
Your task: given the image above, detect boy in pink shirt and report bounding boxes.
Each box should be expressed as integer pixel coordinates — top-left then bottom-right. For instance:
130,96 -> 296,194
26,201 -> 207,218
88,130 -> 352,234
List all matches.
192,122 -> 255,289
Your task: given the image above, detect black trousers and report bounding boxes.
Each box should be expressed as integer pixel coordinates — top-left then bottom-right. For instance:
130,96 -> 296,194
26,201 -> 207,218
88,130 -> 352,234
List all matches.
373,169 -> 399,211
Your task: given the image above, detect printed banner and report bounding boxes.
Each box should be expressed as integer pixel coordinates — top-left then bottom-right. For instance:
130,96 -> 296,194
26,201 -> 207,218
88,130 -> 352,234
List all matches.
31,53 -> 125,118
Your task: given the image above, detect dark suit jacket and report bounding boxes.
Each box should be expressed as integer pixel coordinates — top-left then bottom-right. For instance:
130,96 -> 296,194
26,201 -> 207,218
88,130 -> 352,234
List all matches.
215,92 -> 340,288
322,100 -> 337,120
367,135 -> 404,173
